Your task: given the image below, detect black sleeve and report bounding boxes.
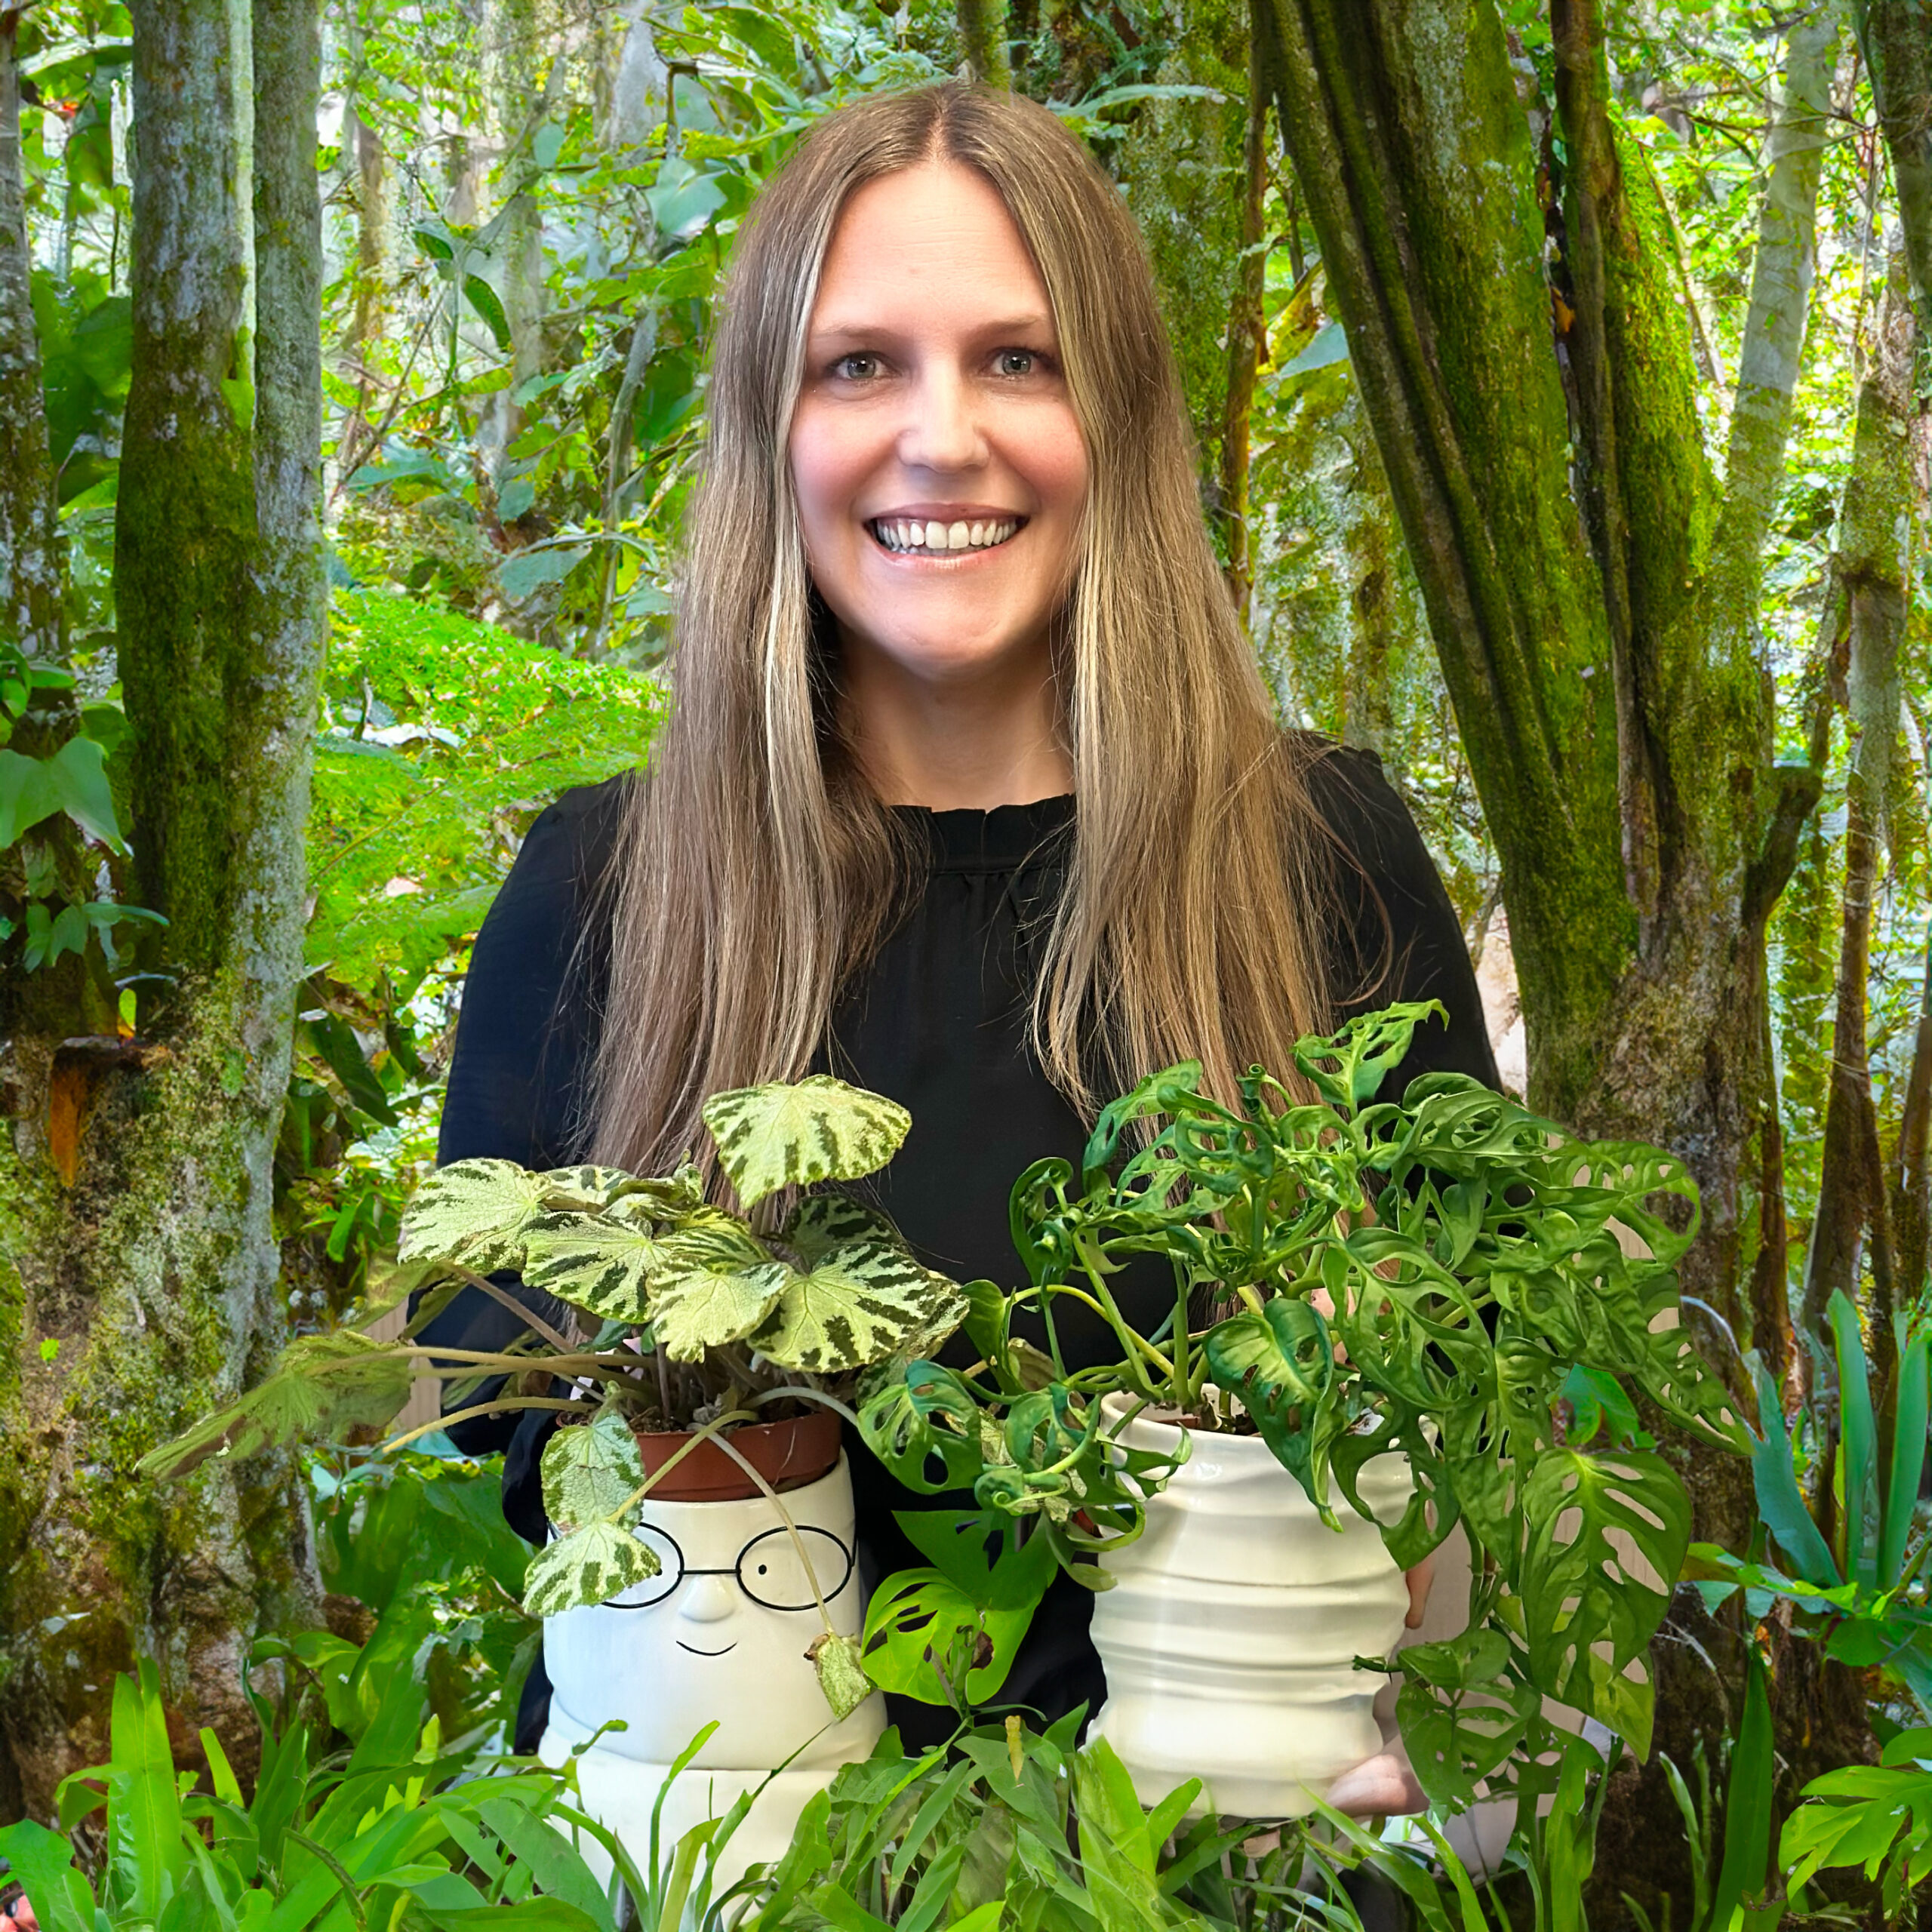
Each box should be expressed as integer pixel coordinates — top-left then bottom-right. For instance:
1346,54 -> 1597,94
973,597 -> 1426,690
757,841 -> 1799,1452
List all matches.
1304,743 -> 1500,1097
411,777 -> 629,1456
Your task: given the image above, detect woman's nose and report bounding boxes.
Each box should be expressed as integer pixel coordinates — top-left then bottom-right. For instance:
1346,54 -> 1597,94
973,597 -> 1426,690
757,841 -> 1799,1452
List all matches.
676,1573 -> 737,1624
899,367 -> 986,473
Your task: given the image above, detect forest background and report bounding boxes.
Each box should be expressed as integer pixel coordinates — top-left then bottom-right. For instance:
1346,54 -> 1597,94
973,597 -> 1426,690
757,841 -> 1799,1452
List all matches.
0,0 -> 1928,1920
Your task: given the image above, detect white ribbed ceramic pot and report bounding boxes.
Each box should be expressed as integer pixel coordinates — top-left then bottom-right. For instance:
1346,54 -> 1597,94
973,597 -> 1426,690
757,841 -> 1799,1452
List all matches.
1088,1392 -> 1413,1820
539,1454 -> 881,1891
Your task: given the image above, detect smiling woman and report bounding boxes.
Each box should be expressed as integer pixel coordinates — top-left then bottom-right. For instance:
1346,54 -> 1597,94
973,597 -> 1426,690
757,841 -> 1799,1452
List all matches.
788,162 -> 1088,809
418,78 -> 1497,1828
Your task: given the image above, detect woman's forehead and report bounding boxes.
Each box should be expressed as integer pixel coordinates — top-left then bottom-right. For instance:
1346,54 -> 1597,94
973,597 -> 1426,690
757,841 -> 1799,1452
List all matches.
811,162 -> 1054,337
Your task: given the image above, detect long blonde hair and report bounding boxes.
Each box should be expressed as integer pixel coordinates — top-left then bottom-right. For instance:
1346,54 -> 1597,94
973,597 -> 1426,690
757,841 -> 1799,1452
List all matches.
586,82 -> 1336,1174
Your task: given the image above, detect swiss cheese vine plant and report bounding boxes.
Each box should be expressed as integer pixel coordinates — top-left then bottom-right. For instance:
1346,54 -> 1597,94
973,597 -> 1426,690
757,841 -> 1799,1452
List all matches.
857,1002 -> 1754,1807
143,1074 -> 974,1718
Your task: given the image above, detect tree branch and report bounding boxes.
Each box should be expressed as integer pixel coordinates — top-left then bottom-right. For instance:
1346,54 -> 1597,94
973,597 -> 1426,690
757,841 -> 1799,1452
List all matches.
1708,7 -> 1843,624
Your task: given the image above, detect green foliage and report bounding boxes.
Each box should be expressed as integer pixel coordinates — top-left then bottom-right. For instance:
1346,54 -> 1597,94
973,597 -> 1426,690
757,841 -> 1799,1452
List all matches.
149,1074 -> 968,1679
0,1655 -> 623,1932
308,590 -> 663,989
862,1003 -> 1748,1801
1780,1726 -> 1932,1921
1687,1300 -> 1932,1712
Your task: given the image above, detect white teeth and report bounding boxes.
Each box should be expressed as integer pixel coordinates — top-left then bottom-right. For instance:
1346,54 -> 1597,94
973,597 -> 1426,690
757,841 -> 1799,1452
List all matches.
872,518 -> 1020,554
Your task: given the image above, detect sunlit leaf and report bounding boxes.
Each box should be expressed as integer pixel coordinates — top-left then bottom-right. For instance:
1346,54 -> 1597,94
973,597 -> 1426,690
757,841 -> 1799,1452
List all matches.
702,1075 -> 910,1211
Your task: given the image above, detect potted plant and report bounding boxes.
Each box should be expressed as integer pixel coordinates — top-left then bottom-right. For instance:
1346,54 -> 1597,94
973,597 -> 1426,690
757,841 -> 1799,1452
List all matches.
857,1001 -> 1751,1818
144,1073 -> 972,1885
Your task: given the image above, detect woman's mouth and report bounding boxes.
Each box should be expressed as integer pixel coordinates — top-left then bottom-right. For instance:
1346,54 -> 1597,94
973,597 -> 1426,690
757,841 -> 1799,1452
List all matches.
869,515 -> 1023,557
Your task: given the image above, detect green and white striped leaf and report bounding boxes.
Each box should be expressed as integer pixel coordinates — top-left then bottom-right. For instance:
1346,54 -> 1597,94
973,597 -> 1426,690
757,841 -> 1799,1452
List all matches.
648,1216 -> 792,1360
525,1520 -> 660,1618
401,1158 -> 553,1271
542,1407 -> 646,1533
752,1204 -> 965,1374
702,1075 -> 910,1211
523,1211 -> 661,1321
537,1164 -> 648,1211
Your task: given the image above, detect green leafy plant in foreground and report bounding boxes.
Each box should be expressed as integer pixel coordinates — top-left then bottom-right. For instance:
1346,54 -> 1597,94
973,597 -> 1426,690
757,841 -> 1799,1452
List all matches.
1687,1293 -> 1932,1711
0,1657 -> 629,1932
144,1073 -> 973,1718
857,1002 -> 1752,1808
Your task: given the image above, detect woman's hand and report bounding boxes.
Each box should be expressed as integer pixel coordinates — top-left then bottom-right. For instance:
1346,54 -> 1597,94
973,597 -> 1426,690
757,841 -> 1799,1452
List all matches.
1325,1554 -> 1436,1817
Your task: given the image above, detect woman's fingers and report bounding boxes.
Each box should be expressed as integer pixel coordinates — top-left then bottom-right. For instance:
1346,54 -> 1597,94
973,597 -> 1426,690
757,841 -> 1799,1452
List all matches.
1308,1286 -> 1349,1365
1324,1749 -> 1427,1819
1404,1552 -> 1435,1629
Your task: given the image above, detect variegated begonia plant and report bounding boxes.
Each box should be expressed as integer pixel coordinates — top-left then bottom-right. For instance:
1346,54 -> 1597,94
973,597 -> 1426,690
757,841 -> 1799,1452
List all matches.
143,1074 -> 970,1716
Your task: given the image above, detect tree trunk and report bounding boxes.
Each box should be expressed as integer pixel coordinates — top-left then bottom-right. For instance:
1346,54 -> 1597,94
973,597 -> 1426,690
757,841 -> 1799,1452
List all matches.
955,0 -> 1011,87
1114,0 -> 1251,506
1857,0 -> 1932,330
0,11 -> 61,659
1255,0 -> 1846,1915
485,0 -> 547,414
1218,27 -> 1269,620
0,0 -> 328,1815
1803,248 -> 1920,1392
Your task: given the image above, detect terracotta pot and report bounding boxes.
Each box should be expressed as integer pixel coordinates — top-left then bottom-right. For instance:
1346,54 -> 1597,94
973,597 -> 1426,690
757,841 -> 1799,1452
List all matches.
1088,1390 -> 1414,1820
632,1406 -> 841,1502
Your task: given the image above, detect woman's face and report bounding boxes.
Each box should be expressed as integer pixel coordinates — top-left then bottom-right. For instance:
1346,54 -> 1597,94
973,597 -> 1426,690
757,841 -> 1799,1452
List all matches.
788,162 -> 1089,694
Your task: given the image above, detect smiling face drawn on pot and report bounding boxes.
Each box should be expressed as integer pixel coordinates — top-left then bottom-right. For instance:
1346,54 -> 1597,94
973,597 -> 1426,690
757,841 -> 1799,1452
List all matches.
539,1463 -> 877,1770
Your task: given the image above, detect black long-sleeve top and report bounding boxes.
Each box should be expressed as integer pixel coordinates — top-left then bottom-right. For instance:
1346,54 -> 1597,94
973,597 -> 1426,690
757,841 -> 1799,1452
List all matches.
420,746 -> 1500,1752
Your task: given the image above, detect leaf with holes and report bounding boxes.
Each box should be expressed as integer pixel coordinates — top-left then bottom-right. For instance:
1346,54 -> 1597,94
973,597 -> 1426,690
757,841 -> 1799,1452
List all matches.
523,1211 -> 661,1322
541,1407 -> 647,1534
524,1519 -> 660,1617
1520,1449 -> 1690,1757
752,1220 -> 964,1375
702,1075 -> 910,1211
400,1158 -> 554,1271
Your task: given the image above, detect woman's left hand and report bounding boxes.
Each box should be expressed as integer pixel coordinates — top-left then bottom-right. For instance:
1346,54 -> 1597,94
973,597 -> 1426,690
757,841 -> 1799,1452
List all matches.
1324,1553 -> 1436,1817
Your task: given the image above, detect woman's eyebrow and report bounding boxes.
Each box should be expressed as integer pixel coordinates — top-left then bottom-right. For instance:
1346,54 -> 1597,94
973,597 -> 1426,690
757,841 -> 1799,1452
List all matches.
807,314 -> 1056,344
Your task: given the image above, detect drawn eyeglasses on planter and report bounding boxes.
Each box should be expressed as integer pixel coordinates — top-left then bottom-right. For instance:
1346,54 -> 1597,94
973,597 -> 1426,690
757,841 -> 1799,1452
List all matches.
601,1521 -> 855,1612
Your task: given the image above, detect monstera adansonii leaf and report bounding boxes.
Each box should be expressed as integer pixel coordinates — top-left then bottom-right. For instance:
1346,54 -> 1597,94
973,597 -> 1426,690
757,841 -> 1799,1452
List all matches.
749,1193 -> 965,1374
701,1075 -> 911,1211
1519,1447 -> 1691,1759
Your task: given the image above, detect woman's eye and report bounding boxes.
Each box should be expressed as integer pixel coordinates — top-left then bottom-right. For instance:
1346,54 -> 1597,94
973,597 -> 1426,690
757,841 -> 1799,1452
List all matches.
996,349 -> 1038,377
832,352 -> 882,380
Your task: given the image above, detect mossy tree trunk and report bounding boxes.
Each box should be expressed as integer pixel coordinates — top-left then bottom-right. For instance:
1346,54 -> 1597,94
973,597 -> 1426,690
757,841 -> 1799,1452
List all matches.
0,11 -> 60,660
1254,0 -> 1857,1915
0,0 -> 327,1818
954,0 -> 1011,87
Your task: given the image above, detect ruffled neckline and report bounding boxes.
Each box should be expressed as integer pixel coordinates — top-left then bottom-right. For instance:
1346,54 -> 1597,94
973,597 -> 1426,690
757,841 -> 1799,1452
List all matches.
891,792 -> 1075,872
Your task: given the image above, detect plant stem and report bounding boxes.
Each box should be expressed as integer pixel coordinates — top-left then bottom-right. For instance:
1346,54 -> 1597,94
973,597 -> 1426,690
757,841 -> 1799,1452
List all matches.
707,1433 -> 835,1629
747,1386 -> 863,1429
447,1262 -> 577,1352
384,1395 -> 593,1451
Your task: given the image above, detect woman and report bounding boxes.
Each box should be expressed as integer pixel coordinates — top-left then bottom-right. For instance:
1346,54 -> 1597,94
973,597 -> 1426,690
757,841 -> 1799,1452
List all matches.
423,81 -> 1497,1814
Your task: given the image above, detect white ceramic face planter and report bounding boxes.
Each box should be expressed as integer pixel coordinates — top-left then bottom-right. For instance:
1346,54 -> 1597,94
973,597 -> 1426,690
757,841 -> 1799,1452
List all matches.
540,1456 -> 882,1890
